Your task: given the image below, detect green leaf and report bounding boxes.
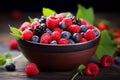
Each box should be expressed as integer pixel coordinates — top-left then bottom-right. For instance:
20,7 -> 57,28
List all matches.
78,64 -> 86,72
96,30 -> 118,59
0,54 -> 6,66
42,7 -> 56,16
28,16 -> 34,23
4,52 -> 12,59
76,4 -> 95,24
9,26 -> 22,40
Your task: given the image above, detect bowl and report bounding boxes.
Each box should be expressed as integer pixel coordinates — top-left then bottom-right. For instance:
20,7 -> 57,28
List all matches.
17,27 -> 100,71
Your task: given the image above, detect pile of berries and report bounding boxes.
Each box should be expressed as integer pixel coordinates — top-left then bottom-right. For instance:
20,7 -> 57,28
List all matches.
19,13 -> 99,44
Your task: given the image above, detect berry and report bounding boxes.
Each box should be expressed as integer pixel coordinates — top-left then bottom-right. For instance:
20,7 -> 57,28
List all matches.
114,56 -> 120,65
19,22 -> 31,31
45,28 -> 52,34
59,22 -> 66,29
100,55 -> 114,67
9,39 -> 18,49
97,22 -> 108,31
53,27 -> 63,33
86,23 -> 94,29
11,10 -> 22,20
72,33 -> 80,42
62,17 -> 72,28
113,29 -> 120,38
25,63 -> 39,76
68,39 -> 75,44
5,63 -> 16,71
22,29 -> 33,41
114,37 -> 120,44
58,38 -> 69,44
31,35 -> 39,43
39,16 -> 47,23
93,29 -> 99,36
85,63 -> 99,76
67,13 -> 74,18
80,18 -> 88,25
40,33 -> 51,44
31,21 -> 40,30
68,24 -> 80,34
80,25 -> 88,32
51,31 -> 61,41
34,18 -> 39,22
79,38 -> 87,43
46,15 -> 60,29
56,13 -> 66,21
50,40 -> 57,44
84,29 -> 96,40
61,31 -> 71,39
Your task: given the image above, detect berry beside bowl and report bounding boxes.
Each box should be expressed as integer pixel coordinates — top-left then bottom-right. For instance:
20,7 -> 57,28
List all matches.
16,13 -> 100,71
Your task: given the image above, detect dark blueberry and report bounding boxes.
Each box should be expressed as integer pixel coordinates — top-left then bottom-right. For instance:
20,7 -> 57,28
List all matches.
59,22 -> 66,29
5,63 -> 16,71
76,18 -> 81,26
114,56 -> 120,65
93,29 -> 99,36
34,18 -> 39,22
33,26 -> 44,36
61,31 -> 71,39
39,23 -> 46,31
31,35 -> 39,42
72,33 -> 80,42
80,25 -> 88,32
46,28 -> 52,34
68,39 -> 75,44
50,40 -> 57,44
67,13 -> 74,18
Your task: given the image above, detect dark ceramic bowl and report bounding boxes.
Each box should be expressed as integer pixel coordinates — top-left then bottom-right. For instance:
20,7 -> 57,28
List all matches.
17,28 -> 100,71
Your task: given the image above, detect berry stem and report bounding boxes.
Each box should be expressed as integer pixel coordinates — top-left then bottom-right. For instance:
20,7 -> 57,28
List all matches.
71,72 -> 79,80
12,53 -> 23,62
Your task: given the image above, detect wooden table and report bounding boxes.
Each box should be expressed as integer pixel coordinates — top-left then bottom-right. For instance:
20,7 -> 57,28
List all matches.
0,12 -> 120,80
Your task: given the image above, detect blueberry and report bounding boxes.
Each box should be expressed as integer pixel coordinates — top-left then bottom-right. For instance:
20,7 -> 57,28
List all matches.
5,63 -> 16,71
46,28 -> 52,34
68,39 -> 75,44
114,56 -> 120,65
31,35 -> 39,42
72,33 -> 80,42
34,18 -> 39,22
61,31 -> 71,39
50,40 -> 57,44
59,22 -> 66,29
80,25 -> 88,32
93,29 -> 99,36
67,13 -> 74,18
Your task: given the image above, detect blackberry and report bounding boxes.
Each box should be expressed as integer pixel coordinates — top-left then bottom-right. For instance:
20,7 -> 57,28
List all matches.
71,16 -> 81,26
39,16 -> 47,23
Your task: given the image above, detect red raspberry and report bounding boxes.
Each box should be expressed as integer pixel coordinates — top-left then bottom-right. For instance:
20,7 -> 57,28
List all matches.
86,23 -> 94,29
62,17 -> 72,28
58,38 -> 68,44
79,38 -> 87,43
56,13 -> 66,21
97,22 -> 109,31
113,29 -> 120,38
84,29 -> 96,40
85,63 -> 99,76
51,31 -> 61,41
25,63 -> 39,76
68,25 -> 80,34
19,22 -> 31,31
9,39 -> 18,49
100,55 -> 114,67
22,29 -> 33,41
53,27 -> 63,33
46,15 -> 60,29
40,33 -> 51,44
80,18 -> 88,25
31,21 -> 40,30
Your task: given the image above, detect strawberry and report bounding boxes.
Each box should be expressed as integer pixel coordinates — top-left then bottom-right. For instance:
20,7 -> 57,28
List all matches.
100,55 -> 114,67
25,63 -> 39,76
40,33 -> 51,44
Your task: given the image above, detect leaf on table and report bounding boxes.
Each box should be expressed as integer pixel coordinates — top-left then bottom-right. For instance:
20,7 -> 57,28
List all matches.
4,52 -> 12,59
42,7 -> 56,16
0,54 -> 6,66
96,30 -> 118,59
76,4 -> 95,24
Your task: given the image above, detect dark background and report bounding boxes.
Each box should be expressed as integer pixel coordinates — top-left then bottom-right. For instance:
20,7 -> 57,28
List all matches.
1,0 -> 120,13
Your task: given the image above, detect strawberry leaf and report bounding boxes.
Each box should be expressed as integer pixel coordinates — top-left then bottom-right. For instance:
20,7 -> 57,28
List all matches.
9,26 -> 22,40
96,30 -> 118,59
28,16 -> 34,23
42,7 -> 56,16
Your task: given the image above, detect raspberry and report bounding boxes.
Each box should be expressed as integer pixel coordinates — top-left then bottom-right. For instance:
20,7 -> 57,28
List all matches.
9,39 -> 18,49
31,21 -> 40,30
80,18 -> 88,25
25,63 -> 39,76
86,23 -> 94,29
53,27 -> 63,33
84,29 -> 96,40
113,29 -> 120,38
85,63 -> 99,76
46,15 -> 60,29
79,38 -> 87,43
22,29 -> 33,41
40,32 -> 51,44
56,13 -> 66,21
97,22 -> 109,31
19,22 -> 31,31
68,25 -> 80,34
51,31 -> 61,41
62,17 -> 72,28
100,55 -> 114,67
58,38 -> 69,44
